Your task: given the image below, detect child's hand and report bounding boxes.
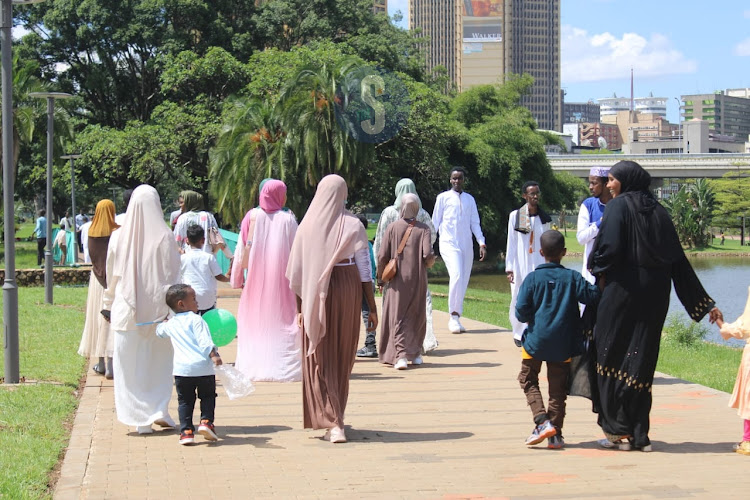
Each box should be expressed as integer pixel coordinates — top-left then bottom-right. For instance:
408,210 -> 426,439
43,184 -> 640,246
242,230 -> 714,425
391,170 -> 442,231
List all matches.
212,356 -> 223,366
296,313 -> 304,329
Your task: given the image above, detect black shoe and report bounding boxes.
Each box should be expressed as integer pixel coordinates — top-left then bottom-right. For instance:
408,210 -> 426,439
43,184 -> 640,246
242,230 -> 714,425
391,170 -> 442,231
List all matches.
356,345 -> 377,358
514,338 -> 523,348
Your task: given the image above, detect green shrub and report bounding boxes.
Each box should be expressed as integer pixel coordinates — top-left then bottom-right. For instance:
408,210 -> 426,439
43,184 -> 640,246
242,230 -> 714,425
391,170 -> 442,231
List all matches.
662,313 -> 708,347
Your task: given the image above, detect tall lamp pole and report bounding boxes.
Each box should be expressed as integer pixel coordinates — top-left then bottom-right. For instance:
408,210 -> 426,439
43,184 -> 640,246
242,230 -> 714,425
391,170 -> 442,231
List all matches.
29,91 -> 72,304
2,0 -> 47,385
674,96 -> 682,156
60,154 -> 81,265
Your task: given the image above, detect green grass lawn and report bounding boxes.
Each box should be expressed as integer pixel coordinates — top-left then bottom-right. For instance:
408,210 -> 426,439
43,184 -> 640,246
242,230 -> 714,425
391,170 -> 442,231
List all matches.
430,281 -> 740,393
0,287 -> 88,499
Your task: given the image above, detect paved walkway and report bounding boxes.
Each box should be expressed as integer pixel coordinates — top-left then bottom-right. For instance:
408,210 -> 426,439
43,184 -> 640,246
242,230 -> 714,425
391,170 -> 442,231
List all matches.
55,290 -> 750,499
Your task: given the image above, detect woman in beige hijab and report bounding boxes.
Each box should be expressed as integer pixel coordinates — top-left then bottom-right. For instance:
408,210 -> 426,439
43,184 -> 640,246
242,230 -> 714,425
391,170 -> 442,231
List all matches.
103,185 -> 181,434
286,175 -> 378,443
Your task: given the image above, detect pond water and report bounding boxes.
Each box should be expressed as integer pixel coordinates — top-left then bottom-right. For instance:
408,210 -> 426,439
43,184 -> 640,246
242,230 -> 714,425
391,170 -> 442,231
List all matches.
431,256 -> 750,347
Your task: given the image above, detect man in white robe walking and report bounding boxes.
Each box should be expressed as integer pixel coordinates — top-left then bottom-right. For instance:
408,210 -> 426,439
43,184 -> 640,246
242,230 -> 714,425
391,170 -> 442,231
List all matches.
506,181 -> 551,345
432,167 -> 487,334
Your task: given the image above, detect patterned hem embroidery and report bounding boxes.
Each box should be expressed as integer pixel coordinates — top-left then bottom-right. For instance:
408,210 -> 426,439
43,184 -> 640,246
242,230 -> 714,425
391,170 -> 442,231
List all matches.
595,362 -> 652,392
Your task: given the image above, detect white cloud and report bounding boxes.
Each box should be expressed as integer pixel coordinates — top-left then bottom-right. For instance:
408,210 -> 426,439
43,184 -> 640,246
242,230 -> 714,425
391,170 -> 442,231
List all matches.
736,38 -> 750,56
562,25 -> 697,83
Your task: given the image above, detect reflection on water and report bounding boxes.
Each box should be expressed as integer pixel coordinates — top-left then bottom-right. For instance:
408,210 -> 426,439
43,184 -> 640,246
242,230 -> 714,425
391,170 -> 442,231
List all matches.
431,256 -> 750,347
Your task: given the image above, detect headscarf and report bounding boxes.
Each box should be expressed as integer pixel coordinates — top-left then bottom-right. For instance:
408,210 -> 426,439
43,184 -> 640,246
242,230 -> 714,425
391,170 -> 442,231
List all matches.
259,179 -> 287,213
88,199 -> 119,238
400,193 -> 420,219
393,178 -> 422,210
180,190 -> 204,213
111,185 -> 180,325
286,175 -> 368,355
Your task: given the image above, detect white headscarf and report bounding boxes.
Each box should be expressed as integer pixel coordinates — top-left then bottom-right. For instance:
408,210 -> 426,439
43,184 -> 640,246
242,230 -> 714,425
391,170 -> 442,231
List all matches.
111,185 -> 180,325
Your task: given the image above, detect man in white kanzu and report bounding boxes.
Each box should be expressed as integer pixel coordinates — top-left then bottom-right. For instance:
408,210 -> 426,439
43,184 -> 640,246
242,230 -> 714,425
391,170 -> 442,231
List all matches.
506,181 -> 551,345
576,166 -> 612,286
432,167 -> 487,334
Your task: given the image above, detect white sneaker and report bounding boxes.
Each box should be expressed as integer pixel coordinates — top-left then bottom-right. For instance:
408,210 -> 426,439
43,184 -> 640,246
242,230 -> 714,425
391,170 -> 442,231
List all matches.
394,358 -> 408,370
412,356 -> 423,365
448,315 -> 461,334
136,425 -> 153,435
457,317 -> 467,333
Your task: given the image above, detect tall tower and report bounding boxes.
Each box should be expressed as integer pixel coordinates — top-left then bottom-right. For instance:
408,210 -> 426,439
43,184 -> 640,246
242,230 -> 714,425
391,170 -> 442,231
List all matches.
503,0 -> 561,131
373,0 -> 387,14
410,1 -> 562,131
410,0 -> 463,88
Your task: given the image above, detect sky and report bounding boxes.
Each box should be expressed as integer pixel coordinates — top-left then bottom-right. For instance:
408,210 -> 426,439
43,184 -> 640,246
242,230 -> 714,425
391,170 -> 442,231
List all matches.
389,0 -> 750,123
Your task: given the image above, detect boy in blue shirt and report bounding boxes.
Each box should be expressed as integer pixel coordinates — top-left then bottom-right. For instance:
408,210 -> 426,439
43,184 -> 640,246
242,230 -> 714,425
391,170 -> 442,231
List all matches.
515,230 -> 600,449
157,284 -> 223,445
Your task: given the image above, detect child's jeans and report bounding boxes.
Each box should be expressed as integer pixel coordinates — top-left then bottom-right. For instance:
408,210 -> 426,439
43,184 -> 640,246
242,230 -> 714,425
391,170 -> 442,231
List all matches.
174,375 -> 216,432
361,282 -> 376,346
518,358 -> 570,433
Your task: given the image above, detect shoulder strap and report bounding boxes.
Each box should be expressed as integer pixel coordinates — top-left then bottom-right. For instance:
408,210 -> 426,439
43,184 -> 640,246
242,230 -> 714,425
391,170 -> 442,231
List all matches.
396,221 -> 416,256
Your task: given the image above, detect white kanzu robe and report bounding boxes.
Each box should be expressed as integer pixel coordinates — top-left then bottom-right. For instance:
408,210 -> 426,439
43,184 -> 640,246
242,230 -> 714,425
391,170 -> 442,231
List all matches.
432,190 -> 485,316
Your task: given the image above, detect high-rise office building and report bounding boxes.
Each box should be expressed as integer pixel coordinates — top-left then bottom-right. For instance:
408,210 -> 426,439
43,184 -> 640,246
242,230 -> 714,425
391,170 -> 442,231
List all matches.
374,0 -> 387,14
681,91 -> 750,140
410,0 -> 561,130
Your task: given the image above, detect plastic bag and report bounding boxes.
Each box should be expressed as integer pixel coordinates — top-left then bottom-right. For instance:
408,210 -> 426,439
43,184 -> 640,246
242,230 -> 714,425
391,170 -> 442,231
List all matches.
215,365 -> 255,400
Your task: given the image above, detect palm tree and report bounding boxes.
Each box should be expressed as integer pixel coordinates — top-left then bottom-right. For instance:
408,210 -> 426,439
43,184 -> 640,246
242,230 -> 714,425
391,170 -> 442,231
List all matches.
278,58 -> 374,193
0,53 -> 47,185
209,97 -> 285,225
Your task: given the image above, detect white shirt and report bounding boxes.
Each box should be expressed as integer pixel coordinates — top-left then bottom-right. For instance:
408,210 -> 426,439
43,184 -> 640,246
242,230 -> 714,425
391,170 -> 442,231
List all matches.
80,221 -> 93,264
505,210 -> 548,280
432,190 -> 486,248
156,311 -> 216,377
576,202 -> 603,284
180,248 -> 222,310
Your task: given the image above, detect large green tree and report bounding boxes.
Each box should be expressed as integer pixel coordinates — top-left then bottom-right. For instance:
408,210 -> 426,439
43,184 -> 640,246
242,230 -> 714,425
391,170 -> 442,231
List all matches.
710,168 -> 750,231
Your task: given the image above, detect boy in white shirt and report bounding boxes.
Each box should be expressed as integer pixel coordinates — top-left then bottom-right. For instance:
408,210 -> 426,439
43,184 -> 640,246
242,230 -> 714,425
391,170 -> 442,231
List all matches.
181,224 -> 229,315
157,284 -> 223,445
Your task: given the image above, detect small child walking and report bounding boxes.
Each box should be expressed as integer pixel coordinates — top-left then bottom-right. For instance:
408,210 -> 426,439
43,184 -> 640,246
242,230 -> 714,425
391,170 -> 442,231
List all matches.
181,224 -> 229,315
715,288 -> 750,455
157,284 -> 223,445
515,230 -> 600,449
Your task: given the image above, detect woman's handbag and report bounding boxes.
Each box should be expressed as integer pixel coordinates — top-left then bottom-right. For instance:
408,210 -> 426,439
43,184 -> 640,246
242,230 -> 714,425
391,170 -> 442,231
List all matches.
380,221 -> 415,283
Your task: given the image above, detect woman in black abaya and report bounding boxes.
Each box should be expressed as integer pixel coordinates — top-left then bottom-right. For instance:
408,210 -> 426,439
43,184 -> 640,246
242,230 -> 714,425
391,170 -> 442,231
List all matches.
588,160 -> 721,451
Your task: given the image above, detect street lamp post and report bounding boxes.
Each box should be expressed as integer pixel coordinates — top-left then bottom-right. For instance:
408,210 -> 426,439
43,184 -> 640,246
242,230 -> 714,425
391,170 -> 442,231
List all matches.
60,154 -> 82,265
675,97 -> 682,153
29,91 -> 72,304
2,0 -> 47,384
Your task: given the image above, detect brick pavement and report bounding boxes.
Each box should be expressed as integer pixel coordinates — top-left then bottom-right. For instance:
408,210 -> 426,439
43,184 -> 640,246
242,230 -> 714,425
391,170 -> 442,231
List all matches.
55,290 -> 750,499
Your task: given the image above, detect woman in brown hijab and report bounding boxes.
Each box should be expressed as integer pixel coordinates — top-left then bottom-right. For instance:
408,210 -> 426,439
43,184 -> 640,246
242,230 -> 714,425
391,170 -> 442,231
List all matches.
286,175 -> 378,443
377,193 -> 435,369
78,199 -> 120,378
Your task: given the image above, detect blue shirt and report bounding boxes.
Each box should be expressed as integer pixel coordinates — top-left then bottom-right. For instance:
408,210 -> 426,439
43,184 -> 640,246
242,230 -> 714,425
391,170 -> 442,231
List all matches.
156,311 -> 216,377
515,263 -> 600,362
582,197 -> 606,228
368,241 -> 376,281
34,216 -> 46,238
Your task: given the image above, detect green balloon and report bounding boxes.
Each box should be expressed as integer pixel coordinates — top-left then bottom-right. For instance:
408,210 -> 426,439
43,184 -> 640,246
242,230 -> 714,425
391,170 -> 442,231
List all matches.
203,309 -> 237,347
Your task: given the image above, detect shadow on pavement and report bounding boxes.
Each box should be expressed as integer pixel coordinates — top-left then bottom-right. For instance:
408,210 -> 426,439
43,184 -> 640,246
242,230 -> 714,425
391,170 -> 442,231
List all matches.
418,362 -> 501,369
652,376 -> 691,385
347,428 -> 473,443
350,372 -> 404,381
427,348 -> 496,357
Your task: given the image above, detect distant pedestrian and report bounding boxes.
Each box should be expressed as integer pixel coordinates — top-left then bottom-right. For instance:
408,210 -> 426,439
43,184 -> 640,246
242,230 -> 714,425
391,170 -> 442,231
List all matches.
34,209 -> 47,266
432,168 -> 487,334
720,231 -> 725,246
180,225 -> 229,316
377,193 -> 436,369
157,284 -> 223,445
516,230 -> 600,449
506,181 -> 551,345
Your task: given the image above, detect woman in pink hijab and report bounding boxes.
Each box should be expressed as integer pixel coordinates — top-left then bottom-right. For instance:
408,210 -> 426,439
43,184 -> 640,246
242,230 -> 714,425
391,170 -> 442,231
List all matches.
286,175 -> 378,443
231,179 -> 301,381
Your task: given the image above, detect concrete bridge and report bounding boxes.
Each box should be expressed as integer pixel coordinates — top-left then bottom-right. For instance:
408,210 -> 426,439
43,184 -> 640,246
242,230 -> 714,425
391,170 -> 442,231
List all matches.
548,153 -> 750,179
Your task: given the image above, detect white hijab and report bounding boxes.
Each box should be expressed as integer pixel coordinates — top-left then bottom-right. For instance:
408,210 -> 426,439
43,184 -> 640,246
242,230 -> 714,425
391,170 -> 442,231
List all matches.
111,185 -> 180,325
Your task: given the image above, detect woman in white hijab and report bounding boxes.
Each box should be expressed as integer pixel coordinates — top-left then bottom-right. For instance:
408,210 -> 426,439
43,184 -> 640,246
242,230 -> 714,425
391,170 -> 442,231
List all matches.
103,185 -> 181,434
